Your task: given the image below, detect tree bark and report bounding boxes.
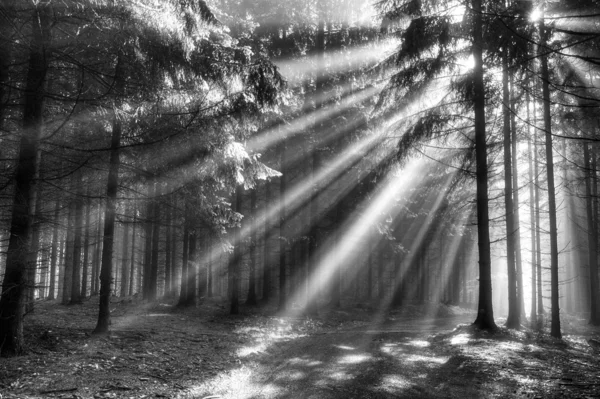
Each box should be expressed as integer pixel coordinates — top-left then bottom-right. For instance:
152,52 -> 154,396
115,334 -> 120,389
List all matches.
164,199 -> 172,297
510,75 -> 525,319
186,229 -> 197,306
62,197 -> 76,305
142,184 -> 154,300
584,144 -> 600,325
25,170 -> 43,314
539,15 -> 561,339
93,53 -> 124,334
230,185 -> 243,314
527,90 -> 537,322
246,188 -> 258,305
262,181 -> 272,301
70,177 -> 84,305
129,210 -> 137,296
119,211 -> 130,297
149,184 -> 161,301
81,192 -> 92,298
503,51 -> 519,329
471,0 -> 496,330
177,212 -> 190,307
48,200 -> 61,300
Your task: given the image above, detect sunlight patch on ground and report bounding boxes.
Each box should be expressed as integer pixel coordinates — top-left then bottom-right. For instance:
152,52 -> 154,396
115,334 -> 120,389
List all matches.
337,353 -> 372,365
237,342 -> 268,357
327,371 -> 354,381
146,313 -> 170,317
334,345 -> 356,351
276,370 -> 306,381
380,375 -> 411,391
184,366 -> 281,399
405,354 -> 449,365
450,333 -> 470,345
407,340 -> 430,348
287,357 -> 323,367
497,341 -> 524,351
381,343 -> 405,356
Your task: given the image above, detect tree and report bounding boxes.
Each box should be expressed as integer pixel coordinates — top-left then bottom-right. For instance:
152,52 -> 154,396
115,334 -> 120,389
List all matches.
0,2 -> 52,356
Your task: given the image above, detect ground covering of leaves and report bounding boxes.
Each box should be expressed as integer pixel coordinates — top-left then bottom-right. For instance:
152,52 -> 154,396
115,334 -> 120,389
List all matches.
0,298 -> 599,398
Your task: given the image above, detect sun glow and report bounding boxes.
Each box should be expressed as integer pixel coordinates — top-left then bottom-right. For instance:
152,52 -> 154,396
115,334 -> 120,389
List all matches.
530,8 -> 543,23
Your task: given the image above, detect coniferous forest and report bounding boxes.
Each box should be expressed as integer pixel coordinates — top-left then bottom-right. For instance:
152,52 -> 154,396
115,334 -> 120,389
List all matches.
1,1 -> 600,398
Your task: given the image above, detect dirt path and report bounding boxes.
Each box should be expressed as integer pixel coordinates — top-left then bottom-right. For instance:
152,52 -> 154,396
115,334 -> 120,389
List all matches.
1,300 -> 599,399
236,316 -> 475,398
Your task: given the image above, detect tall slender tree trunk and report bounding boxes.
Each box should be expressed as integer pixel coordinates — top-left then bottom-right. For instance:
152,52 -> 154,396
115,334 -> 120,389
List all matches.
262,181 -> 272,301
584,144 -> 600,325
26,172 -> 43,314
539,16 -> 561,339
471,0 -> 496,330
208,234 -> 213,298
80,195 -> 91,299
177,213 -> 189,307
527,88 -> 537,322
170,198 -> 177,297
142,184 -> 154,300
164,199 -> 172,297
186,230 -> 197,306
119,212 -> 130,297
129,211 -> 137,296
62,200 -> 75,305
48,200 -> 61,300
93,54 -> 124,334
230,185 -> 243,314
532,92 -> 544,318
503,51 -> 519,329
149,184 -> 161,301
92,206 -> 102,295
247,188 -> 258,305
70,177 -> 84,305
510,75 -> 525,319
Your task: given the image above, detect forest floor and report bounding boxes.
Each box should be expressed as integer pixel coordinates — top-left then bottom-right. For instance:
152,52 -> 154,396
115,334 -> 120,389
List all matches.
1,297 -> 600,399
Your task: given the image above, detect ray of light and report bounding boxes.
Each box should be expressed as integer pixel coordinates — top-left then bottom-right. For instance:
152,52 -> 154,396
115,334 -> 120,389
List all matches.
247,84 -> 381,154
274,38 -> 400,87
284,156 -> 434,317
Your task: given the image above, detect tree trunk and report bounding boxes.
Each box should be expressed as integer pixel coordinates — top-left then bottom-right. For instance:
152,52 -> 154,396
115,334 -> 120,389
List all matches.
502,51 -> 519,329
471,0 -> 496,330
62,200 -> 75,305
119,212 -> 130,297
93,55 -> 124,334
539,16 -> 561,339
70,177 -> 84,305
262,181 -> 272,301
92,206 -> 103,295
129,210 -> 137,296
165,199 -> 172,297
247,188 -> 258,305
510,75 -> 525,319
208,234 -> 213,298
230,185 -> 243,314
142,184 -> 154,300
81,192 -> 92,298
149,184 -> 161,301
177,214 -> 190,307
48,200 -> 61,300
186,229 -> 197,306
26,172 -> 43,314
584,144 -> 600,325
527,93 -> 537,322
